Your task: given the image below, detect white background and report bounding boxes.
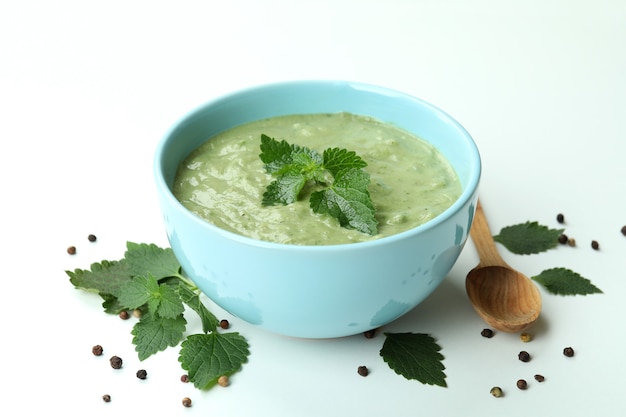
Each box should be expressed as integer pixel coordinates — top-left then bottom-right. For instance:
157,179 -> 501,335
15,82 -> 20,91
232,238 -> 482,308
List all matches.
1,1 -> 625,416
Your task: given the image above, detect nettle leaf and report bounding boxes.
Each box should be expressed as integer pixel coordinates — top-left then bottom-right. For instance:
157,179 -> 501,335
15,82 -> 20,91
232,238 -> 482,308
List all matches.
493,221 -> 564,254
132,313 -> 187,361
179,332 -> 250,390
178,283 -> 219,333
532,267 -> 603,295
380,333 -> 447,387
124,242 -> 181,280
259,135 -> 378,235
66,259 -> 132,298
117,274 -> 160,310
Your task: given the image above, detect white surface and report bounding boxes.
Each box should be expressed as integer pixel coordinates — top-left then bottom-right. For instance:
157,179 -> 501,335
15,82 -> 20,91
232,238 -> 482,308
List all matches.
1,0 -> 625,415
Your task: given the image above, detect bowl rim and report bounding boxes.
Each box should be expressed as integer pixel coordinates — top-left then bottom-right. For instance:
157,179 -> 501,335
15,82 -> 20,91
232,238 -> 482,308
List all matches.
154,80 -> 481,252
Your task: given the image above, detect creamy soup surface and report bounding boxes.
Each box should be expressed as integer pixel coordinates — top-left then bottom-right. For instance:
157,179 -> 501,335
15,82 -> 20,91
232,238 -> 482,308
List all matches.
173,112 -> 462,245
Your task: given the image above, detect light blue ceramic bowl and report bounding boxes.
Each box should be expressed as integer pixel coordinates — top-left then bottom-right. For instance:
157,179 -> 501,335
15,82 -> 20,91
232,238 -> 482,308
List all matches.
154,80 -> 481,338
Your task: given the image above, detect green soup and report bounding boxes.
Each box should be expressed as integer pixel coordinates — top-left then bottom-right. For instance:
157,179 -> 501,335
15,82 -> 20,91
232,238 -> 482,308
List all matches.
173,112 -> 462,245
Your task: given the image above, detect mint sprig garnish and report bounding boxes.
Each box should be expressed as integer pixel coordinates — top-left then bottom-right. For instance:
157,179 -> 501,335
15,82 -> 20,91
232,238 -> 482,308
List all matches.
259,134 -> 378,235
380,333 -> 447,387
67,242 -> 249,389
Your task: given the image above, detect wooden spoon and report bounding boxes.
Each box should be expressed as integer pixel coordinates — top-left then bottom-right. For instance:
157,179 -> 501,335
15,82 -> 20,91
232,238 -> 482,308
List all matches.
465,200 -> 542,332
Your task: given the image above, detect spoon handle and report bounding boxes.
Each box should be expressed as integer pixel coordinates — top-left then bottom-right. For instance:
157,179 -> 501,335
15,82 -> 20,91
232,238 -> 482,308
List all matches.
470,199 -> 508,268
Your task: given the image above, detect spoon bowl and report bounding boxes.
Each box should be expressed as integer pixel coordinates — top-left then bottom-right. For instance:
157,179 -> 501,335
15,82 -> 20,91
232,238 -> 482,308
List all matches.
465,200 -> 542,332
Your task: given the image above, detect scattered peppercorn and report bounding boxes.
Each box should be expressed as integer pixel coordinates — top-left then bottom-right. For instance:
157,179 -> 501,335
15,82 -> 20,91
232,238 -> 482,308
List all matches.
180,374 -> 189,383
136,369 -> 148,380
567,237 -> 576,247
363,329 -> 377,339
88,234 -> 97,242
558,234 -> 568,244
218,375 -> 229,387
219,319 -> 230,329
490,386 -> 503,398
119,310 -> 130,320
182,397 -> 192,408
67,245 -> 77,255
534,374 -> 545,382
102,394 -> 111,403
357,366 -> 369,377
591,240 -> 599,250
92,345 -> 104,356
132,309 -> 142,319
621,225 -> 626,236
563,346 -> 575,357
109,355 -> 123,369
516,379 -> 528,390
520,332 -> 531,343
518,351 -> 531,362
481,328 -> 494,338
556,213 -> 565,223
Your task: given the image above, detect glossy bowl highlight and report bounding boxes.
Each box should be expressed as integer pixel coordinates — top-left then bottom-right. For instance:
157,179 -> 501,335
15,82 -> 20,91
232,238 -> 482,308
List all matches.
154,81 -> 481,338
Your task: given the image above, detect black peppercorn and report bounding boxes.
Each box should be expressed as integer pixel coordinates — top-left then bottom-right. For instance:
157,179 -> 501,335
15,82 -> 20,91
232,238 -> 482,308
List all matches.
181,374 -> 189,383
481,328 -> 494,338
357,366 -> 369,377
518,351 -> 531,362
363,329 -> 377,339
182,397 -> 192,407
516,379 -> 528,390
219,319 -> 230,329
591,240 -> 599,250
622,225 -> 626,236
67,246 -> 77,255
534,374 -> 545,382
556,213 -> 565,223
136,369 -> 148,380
119,310 -> 130,320
88,234 -> 97,242
558,234 -> 568,244
92,345 -> 103,356
109,355 -> 123,369
563,346 -> 575,357
102,394 -> 111,403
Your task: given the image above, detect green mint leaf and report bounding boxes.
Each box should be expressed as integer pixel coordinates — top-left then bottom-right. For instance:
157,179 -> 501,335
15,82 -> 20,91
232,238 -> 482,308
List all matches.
323,147 -> 367,175
259,134 -> 322,174
179,332 -> 250,389
493,221 -> 564,254
124,242 -> 181,280
380,333 -> 447,387
66,259 -> 132,299
132,313 -> 187,361
178,283 -> 220,333
310,168 -> 378,235
532,267 -> 603,295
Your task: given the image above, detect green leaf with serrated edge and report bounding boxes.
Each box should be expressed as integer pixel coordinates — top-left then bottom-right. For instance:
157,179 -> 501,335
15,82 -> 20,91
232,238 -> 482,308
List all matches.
179,332 -> 250,390
532,267 -> 603,295
380,333 -> 447,387
66,259 -> 133,298
124,242 -> 181,280
132,313 -> 187,361
155,283 -> 185,319
259,134 -> 322,174
177,283 -> 219,333
117,274 -> 160,310
262,171 -> 308,205
323,147 -> 367,175
493,221 -> 564,254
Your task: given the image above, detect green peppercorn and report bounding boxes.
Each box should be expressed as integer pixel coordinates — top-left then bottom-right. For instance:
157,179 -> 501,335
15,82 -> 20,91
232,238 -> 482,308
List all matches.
218,375 -> 230,387
520,332 -> 531,342
490,386 -> 503,398
567,237 -> 576,247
